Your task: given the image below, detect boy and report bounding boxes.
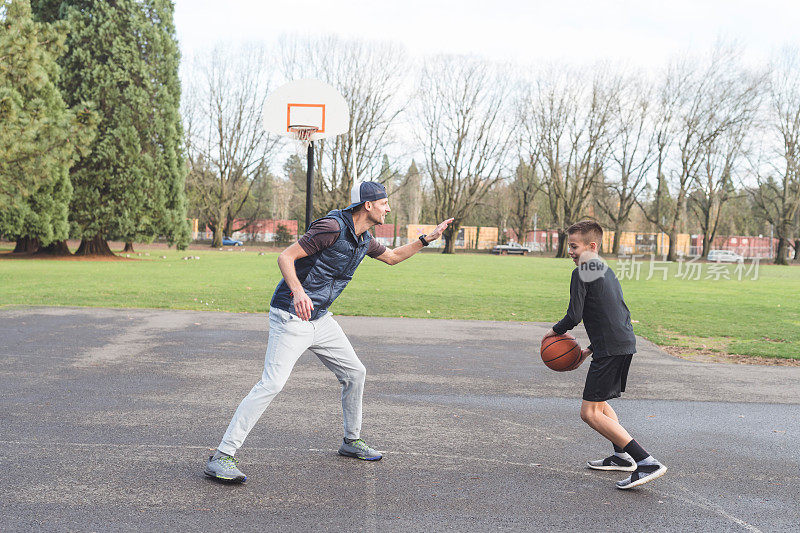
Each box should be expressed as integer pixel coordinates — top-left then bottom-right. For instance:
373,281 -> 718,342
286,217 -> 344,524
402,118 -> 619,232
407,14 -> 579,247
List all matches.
542,221 -> 667,489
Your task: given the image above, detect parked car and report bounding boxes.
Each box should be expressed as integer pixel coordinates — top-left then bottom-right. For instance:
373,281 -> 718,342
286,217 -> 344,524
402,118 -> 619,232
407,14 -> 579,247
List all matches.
492,242 -> 532,255
222,236 -> 244,246
707,249 -> 743,263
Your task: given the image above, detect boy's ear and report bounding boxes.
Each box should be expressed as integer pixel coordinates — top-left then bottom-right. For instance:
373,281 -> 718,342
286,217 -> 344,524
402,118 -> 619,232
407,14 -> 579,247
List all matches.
590,241 -> 599,251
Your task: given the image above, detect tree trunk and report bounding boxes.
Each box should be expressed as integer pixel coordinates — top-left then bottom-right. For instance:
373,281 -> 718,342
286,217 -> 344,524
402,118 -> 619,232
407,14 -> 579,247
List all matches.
123,242 -> 135,253
224,218 -> 233,241
611,226 -> 622,256
774,237 -> 788,265
13,237 -> 40,254
75,234 -> 115,256
36,240 -> 72,256
212,205 -> 227,248
701,234 -> 711,259
442,223 -> 459,254
794,239 -> 799,261
555,231 -> 568,258
666,230 -> 678,262
212,227 -> 223,248
391,211 -> 398,248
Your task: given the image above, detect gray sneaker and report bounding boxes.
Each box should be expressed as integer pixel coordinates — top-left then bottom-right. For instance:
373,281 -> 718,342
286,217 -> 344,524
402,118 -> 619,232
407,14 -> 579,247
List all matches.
204,453 -> 247,483
616,463 -> 667,489
588,454 -> 637,472
338,439 -> 382,461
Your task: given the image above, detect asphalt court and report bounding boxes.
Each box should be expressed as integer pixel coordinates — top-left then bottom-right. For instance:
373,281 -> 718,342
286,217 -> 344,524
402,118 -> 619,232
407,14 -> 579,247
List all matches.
1,306 -> 798,532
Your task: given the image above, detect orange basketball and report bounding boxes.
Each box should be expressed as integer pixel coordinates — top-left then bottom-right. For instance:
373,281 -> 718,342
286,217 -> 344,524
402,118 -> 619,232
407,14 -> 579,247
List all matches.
541,335 -> 582,372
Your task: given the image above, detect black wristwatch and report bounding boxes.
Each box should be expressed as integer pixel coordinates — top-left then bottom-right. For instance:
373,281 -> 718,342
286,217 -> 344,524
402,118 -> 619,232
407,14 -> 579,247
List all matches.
419,234 -> 430,246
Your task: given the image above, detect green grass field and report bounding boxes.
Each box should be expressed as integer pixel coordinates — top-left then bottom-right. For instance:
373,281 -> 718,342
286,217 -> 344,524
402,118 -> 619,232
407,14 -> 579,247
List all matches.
1,247 -> 798,359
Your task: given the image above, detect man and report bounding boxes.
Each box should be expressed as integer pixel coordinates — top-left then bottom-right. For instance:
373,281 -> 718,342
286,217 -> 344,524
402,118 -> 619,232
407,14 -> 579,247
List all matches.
205,181 -> 453,483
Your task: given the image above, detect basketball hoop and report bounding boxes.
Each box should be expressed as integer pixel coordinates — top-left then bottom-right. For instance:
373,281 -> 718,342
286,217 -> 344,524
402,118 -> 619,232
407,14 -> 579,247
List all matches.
264,80 -> 349,231
288,125 -> 318,157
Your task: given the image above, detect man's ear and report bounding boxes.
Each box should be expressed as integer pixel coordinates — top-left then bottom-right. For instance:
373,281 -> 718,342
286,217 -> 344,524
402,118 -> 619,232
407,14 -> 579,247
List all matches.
589,241 -> 599,252
363,201 -> 372,212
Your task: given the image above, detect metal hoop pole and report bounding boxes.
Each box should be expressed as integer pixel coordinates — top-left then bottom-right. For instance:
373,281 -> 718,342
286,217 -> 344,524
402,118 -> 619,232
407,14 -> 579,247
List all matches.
305,141 -> 314,232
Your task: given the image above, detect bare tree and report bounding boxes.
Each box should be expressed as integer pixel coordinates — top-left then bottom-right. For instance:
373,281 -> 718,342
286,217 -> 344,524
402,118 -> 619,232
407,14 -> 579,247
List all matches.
636,65 -> 685,255
508,158 -> 541,247
689,79 -> 761,258
749,48 -> 800,264
598,77 -> 657,255
521,67 -> 617,257
236,162 -> 275,236
794,208 -> 800,261
415,55 -> 515,254
279,35 -> 407,215
182,45 -> 279,247
639,47 -> 753,261
487,181 -> 515,246
269,175 -> 293,221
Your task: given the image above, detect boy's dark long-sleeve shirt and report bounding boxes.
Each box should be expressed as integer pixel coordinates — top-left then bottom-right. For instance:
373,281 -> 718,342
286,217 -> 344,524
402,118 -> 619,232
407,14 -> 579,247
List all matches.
552,260 -> 636,357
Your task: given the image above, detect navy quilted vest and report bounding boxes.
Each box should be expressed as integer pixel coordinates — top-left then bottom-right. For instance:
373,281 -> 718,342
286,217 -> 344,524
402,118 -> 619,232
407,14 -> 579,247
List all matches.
270,209 -> 372,320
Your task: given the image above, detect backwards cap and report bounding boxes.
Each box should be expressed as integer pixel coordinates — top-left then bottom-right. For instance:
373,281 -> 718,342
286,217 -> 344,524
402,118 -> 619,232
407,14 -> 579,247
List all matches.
344,181 -> 387,210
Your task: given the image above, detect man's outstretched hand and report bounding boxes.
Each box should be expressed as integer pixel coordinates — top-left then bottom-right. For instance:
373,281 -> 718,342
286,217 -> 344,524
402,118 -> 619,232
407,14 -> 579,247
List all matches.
425,218 -> 454,241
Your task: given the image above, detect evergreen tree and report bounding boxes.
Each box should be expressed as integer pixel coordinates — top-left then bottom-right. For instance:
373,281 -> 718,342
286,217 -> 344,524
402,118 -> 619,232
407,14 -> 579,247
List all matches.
141,0 -> 189,249
37,0 -> 188,255
401,160 -> 422,226
386,159 -> 422,246
283,154 -> 307,228
237,163 -> 275,230
0,0 -> 95,252
376,154 -> 395,183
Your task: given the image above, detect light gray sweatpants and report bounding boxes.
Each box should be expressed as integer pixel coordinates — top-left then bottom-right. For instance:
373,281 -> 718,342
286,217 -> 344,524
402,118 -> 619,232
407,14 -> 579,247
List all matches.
217,307 -> 366,456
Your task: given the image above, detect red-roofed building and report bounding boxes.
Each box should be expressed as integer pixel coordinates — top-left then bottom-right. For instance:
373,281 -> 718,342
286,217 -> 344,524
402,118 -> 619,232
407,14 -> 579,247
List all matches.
232,219 -> 299,242
370,224 -> 396,246
195,219 -> 299,242
504,229 -> 560,251
689,234 -> 779,259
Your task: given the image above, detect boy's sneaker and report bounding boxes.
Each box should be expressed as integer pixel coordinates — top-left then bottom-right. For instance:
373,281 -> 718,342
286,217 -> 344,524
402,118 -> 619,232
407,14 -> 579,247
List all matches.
616,462 -> 667,489
338,438 -> 382,461
204,453 -> 247,483
587,454 -> 637,472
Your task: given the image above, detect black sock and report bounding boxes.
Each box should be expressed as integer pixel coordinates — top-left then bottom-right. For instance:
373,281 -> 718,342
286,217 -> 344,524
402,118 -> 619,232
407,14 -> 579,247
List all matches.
613,443 -> 624,454
623,439 -> 649,463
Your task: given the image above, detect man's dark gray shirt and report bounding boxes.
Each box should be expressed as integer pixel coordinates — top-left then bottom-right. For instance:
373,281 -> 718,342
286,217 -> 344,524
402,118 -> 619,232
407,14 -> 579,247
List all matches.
552,259 -> 637,357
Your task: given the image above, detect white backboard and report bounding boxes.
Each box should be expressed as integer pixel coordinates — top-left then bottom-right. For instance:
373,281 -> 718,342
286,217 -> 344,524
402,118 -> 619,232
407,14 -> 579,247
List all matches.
263,79 -> 349,141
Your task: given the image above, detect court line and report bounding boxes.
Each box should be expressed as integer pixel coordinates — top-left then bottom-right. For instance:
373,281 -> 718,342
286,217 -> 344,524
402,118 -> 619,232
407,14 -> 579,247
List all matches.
1,439 -> 763,532
444,409 -> 764,533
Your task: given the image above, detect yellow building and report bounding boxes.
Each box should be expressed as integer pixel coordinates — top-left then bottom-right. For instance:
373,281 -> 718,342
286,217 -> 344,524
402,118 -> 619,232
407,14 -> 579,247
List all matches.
406,224 -> 499,250
603,231 -> 691,256
462,226 -> 499,249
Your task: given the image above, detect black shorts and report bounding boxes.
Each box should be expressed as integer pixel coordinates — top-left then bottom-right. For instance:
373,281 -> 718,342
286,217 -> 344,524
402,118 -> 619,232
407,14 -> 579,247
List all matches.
582,354 -> 634,402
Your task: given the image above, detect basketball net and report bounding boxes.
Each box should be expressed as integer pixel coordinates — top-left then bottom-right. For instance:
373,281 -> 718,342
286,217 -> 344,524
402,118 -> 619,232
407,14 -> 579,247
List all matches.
288,125 -> 318,158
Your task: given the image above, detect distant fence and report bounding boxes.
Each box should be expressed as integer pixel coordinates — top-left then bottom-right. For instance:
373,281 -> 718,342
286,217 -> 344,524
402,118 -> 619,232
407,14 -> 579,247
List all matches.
189,218 -> 794,258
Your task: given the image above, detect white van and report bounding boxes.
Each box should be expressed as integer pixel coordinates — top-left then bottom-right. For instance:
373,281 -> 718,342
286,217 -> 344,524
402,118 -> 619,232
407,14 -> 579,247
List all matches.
707,250 -> 744,263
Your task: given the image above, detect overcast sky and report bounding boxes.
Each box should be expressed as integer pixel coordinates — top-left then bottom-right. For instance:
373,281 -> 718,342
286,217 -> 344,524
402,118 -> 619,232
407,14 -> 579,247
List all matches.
175,0 -> 799,68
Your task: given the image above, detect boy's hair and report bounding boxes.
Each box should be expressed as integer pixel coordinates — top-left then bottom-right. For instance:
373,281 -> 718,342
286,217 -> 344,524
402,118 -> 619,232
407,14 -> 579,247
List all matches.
566,220 -> 603,245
